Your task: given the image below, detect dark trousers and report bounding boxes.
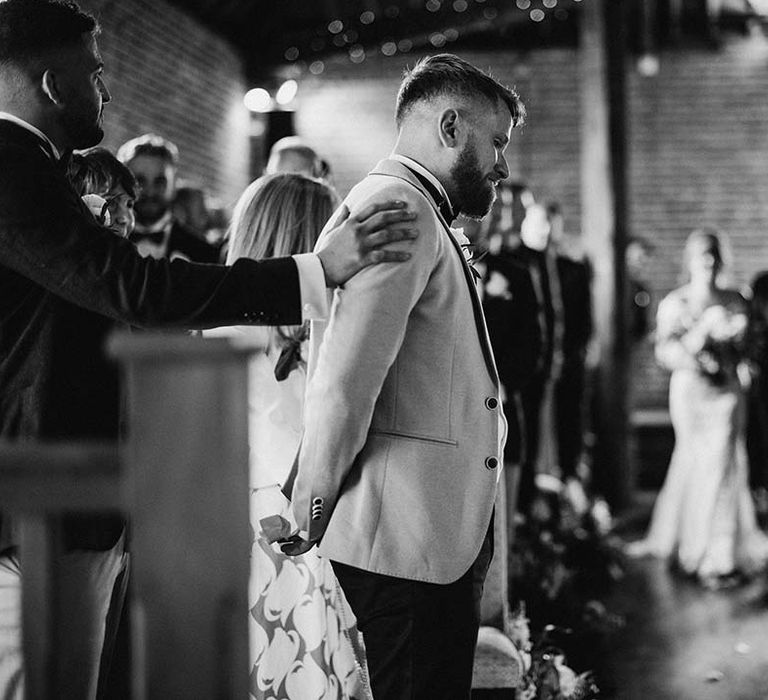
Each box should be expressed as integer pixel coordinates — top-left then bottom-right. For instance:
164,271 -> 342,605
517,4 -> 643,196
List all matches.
332,520 -> 493,700
554,362 -> 586,480
519,378 -> 546,511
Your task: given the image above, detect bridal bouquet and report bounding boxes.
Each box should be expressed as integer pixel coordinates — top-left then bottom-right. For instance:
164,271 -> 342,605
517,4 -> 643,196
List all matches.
689,305 -> 747,385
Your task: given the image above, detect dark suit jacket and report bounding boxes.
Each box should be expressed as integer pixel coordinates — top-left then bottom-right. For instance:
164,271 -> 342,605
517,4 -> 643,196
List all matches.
482,250 -> 542,394
482,249 -> 542,463
0,120 -> 301,550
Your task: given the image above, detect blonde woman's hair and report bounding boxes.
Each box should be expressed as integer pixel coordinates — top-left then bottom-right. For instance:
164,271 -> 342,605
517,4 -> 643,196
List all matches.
227,173 -> 339,353
226,173 -> 338,264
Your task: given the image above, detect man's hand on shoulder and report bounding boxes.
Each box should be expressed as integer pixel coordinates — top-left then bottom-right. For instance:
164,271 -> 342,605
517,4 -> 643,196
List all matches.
317,200 -> 418,287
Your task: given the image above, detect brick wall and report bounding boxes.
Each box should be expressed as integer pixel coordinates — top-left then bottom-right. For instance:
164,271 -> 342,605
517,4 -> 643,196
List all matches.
291,36 -> 768,410
80,0 -> 251,208
292,50 -> 582,230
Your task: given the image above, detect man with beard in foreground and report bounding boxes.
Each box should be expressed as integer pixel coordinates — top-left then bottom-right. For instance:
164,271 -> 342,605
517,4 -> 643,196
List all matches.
285,54 -> 525,698
0,1 -> 419,696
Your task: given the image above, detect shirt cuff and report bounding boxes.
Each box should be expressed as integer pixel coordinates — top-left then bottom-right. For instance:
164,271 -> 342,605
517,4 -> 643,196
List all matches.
293,253 -> 329,321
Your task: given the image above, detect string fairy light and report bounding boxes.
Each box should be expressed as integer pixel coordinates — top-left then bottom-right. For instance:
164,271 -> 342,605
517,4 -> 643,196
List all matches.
278,0 -> 583,66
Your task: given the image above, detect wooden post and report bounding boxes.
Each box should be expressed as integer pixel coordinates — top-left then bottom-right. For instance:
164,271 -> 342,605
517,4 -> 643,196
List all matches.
0,443 -> 119,699
640,0 -> 657,58
110,334 -> 259,700
669,0 -> 683,42
580,0 -> 631,509
18,515 -> 57,700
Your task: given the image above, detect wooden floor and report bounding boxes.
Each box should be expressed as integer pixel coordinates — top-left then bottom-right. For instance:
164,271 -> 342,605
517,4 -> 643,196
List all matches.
596,551 -> 768,700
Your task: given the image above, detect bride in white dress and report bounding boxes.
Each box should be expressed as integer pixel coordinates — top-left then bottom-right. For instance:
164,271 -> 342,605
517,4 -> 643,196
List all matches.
629,228 -> 768,586
206,174 -> 369,699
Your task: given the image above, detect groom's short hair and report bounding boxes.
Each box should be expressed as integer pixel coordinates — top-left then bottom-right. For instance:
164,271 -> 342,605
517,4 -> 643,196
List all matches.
395,53 -> 525,128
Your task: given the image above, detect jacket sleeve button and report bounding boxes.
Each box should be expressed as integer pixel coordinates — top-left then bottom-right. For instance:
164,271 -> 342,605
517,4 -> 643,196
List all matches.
312,497 -> 323,505
485,396 -> 499,410
485,456 -> 499,470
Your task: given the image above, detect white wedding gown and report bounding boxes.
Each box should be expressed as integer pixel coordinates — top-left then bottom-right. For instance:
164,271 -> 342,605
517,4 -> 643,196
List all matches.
633,290 -> 768,580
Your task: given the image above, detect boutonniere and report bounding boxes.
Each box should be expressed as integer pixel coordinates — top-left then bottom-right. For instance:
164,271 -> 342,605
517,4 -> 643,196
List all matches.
82,194 -> 111,227
460,243 -> 487,268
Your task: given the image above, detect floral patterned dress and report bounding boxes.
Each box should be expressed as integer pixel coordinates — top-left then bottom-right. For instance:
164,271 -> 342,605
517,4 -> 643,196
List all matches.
205,326 -> 370,700
633,288 -> 768,580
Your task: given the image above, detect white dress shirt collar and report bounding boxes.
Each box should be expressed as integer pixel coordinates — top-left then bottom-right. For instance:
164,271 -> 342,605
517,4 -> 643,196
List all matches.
0,112 -> 61,160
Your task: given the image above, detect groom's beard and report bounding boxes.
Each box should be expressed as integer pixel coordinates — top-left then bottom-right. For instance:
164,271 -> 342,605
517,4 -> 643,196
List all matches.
451,138 -> 497,221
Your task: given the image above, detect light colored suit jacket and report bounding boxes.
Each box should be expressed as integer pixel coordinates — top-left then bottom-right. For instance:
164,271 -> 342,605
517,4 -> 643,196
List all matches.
292,158 -> 506,584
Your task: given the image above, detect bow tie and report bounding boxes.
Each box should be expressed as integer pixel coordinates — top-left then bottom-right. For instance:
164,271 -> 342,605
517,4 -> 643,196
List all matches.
130,230 -> 167,246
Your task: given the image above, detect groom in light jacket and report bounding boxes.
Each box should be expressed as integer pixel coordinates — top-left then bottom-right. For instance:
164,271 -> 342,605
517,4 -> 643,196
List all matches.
287,54 -> 525,698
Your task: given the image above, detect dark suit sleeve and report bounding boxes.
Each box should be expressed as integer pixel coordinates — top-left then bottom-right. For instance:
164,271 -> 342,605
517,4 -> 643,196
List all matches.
0,144 -> 300,328
168,222 -> 224,264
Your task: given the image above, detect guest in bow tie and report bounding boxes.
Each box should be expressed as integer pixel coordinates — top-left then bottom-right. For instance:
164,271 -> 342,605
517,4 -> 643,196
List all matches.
285,54 -> 525,699
117,133 -> 222,262
0,2 -> 420,696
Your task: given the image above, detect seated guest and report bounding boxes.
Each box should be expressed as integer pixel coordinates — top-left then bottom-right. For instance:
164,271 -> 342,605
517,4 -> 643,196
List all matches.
206,174 -> 369,699
68,146 -> 136,238
117,133 -> 221,262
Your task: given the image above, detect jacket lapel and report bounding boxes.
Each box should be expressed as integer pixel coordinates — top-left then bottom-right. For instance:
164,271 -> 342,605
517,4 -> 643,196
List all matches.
369,159 -> 500,385
0,119 -> 58,164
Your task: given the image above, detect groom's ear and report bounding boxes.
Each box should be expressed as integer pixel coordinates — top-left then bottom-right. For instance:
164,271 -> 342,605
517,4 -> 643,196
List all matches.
438,108 -> 460,149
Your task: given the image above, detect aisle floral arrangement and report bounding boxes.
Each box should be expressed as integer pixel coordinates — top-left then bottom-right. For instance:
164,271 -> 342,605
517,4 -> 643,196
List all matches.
507,471 -> 626,699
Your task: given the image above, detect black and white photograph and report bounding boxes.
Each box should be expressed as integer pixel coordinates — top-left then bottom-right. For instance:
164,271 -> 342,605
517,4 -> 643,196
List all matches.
2,1 -> 768,698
